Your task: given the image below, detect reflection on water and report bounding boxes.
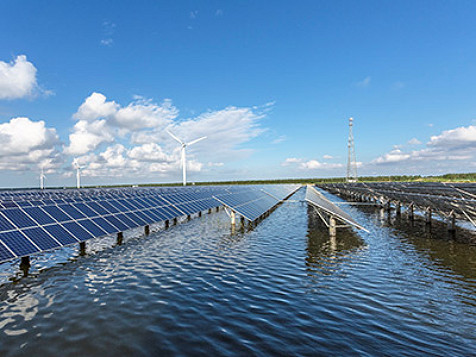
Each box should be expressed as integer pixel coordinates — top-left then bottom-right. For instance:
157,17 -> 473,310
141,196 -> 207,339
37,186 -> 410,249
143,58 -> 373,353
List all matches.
305,205 -> 366,278
0,189 -> 475,356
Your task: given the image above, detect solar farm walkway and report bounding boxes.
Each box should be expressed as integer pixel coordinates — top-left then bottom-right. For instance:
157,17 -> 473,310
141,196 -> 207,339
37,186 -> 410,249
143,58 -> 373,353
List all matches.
318,182 -> 476,232
0,184 -> 300,266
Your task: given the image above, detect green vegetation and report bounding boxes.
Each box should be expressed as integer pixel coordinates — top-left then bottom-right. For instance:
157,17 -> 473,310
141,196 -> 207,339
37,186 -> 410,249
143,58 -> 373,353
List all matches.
132,172 -> 476,187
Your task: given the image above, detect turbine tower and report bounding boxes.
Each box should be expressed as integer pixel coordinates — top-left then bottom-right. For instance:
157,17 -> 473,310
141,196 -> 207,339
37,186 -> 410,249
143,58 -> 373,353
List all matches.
40,167 -> 46,190
346,117 -> 358,183
73,159 -> 83,189
167,130 -> 207,186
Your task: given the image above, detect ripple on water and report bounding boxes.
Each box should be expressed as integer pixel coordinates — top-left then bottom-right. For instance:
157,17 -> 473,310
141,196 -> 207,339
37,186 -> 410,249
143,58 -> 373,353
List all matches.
0,189 -> 476,356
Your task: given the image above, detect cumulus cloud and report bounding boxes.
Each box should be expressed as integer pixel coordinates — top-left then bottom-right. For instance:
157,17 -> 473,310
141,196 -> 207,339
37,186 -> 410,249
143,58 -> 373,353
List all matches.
282,157 -> 343,170
407,138 -> 421,145
64,93 -> 268,180
323,154 -> 334,159
299,160 -> 343,170
0,117 -> 60,170
372,124 -> 476,169
428,125 -> 476,149
0,55 -> 39,99
65,92 -> 178,155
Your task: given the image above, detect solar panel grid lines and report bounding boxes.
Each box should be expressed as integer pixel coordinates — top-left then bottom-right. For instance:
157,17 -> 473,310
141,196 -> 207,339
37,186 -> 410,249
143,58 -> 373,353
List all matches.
305,185 -> 368,232
318,182 -> 476,223
0,184 -> 300,264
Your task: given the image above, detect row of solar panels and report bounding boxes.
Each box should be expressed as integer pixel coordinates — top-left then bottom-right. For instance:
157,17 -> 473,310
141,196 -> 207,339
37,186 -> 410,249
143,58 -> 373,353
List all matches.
305,185 -> 367,231
0,184 -> 301,263
318,182 -> 476,221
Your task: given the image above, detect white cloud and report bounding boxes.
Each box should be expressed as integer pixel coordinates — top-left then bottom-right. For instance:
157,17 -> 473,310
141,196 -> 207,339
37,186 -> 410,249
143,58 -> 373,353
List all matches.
0,117 -> 60,170
299,160 -> 343,170
356,76 -> 371,88
372,124 -> 476,170
272,135 -> 286,144
64,119 -> 114,155
63,93 -> 268,180
428,125 -> 476,149
282,157 -> 343,170
100,21 -> 116,47
407,138 -> 421,145
282,157 -> 302,166
323,154 -> 334,159
0,55 -> 38,99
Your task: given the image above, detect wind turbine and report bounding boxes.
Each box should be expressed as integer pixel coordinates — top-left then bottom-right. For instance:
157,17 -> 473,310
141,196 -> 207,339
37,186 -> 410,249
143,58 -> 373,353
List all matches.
167,130 -> 206,186
73,158 -> 84,189
39,167 -> 46,190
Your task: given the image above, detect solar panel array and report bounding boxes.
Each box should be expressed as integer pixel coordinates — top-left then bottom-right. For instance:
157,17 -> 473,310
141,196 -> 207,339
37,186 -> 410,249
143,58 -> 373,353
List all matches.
305,185 -> 367,231
318,182 -> 476,223
213,184 -> 301,221
0,184 -> 300,263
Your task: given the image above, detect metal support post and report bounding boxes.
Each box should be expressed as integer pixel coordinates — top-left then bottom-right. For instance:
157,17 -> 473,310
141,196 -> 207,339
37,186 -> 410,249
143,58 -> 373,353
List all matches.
117,232 -> 124,245
408,203 -> 414,221
425,207 -> 432,225
329,216 -> 337,237
165,220 -> 169,229
20,256 -> 30,276
144,225 -> 150,236
79,241 -> 86,255
447,211 -> 456,232
396,202 -> 401,216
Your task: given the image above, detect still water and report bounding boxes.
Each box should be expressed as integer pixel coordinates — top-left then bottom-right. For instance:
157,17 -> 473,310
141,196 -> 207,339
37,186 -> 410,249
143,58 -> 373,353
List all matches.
0,189 -> 475,356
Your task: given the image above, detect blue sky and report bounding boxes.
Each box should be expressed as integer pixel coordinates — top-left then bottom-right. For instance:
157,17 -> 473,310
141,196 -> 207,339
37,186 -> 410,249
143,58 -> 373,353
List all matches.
1,0 -> 476,188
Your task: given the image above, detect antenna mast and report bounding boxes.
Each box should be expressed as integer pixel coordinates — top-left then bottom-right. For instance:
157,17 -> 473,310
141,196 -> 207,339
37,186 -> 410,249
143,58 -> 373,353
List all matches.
346,117 -> 358,183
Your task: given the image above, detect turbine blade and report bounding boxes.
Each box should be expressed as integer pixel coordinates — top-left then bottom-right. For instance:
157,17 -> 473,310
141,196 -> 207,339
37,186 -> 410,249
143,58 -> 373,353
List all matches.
166,130 -> 183,144
187,136 -> 207,146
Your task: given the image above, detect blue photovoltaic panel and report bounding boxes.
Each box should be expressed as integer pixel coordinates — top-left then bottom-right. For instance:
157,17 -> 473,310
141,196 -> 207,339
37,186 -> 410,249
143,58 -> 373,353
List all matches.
73,203 -> 98,217
58,204 -> 86,220
42,206 -> 72,223
77,219 -> 108,237
0,184 -> 300,263
0,213 -> 16,232
0,241 -> 15,261
126,212 -> 148,226
22,227 -> 61,250
114,213 -> 138,229
2,208 -> 37,228
97,201 -> 119,214
0,230 -> 39,257
43,224 -> 79,245
23,207 -> 56,225
133,210 -> 155,224
62,222 -> 94,242
85,201 -> 109,216
92,217 -> 119,234
103,215 -> 129,232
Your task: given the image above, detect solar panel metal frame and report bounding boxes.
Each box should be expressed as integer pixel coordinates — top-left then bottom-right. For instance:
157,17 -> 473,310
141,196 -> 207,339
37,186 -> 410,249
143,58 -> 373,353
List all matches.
305,185 -> 368,232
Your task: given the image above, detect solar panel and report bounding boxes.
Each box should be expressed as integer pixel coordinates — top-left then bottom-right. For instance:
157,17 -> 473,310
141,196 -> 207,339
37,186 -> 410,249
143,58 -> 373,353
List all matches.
62,222 -> 94,242
0,230 -> 39,257
22,227 -> 61,250
305,185 -> 367,231
42,206 -> 72,223
43,224 -> 79,245
0,241 -> 15,261
0,184 -> 301,263
2,208 -> 37,228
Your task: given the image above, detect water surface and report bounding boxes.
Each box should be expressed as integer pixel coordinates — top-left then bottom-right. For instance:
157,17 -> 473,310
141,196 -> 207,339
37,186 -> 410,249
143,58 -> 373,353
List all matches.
0,189 -> 475,356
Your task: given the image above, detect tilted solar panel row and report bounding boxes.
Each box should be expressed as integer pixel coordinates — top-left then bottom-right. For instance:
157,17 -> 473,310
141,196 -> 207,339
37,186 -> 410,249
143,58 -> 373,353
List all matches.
0,184 -> 299,263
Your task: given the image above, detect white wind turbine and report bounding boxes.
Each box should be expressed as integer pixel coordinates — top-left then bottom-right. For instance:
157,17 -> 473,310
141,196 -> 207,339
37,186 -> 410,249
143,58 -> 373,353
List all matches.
167,130 -> 206,186
72,158 -> 84,189
39,167 -> 46,190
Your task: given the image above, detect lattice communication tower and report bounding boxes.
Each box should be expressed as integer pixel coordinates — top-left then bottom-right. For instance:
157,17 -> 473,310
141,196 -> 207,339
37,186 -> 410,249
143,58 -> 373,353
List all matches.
346,117 -> 358,183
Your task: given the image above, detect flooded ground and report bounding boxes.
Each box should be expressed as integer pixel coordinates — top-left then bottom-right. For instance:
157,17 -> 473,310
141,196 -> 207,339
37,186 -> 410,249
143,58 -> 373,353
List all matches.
0,189 -> 475,356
